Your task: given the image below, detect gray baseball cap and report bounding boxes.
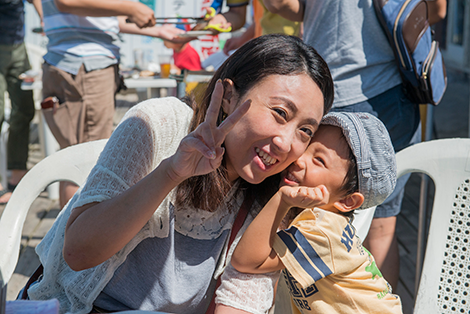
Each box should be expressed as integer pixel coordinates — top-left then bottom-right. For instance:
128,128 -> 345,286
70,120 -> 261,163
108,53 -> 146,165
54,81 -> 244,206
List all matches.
321,112 -> 397,210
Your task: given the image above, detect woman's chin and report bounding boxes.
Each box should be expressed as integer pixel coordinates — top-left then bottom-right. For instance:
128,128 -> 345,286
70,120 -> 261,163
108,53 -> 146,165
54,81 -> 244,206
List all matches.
240,172 -> 267,185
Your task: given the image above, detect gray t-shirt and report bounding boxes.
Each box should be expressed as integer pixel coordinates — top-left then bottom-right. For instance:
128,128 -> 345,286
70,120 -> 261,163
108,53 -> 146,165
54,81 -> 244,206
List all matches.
301,0 -> 402,108
94,203 -> 229,313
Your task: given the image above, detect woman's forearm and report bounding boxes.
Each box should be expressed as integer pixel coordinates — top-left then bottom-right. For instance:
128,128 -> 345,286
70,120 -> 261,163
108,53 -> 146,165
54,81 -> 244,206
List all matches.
231,192 -> 288,273
63,158 -> 182,271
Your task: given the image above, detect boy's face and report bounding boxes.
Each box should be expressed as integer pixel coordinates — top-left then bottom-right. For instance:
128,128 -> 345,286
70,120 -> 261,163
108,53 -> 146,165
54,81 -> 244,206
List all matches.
280,125 -> 351,204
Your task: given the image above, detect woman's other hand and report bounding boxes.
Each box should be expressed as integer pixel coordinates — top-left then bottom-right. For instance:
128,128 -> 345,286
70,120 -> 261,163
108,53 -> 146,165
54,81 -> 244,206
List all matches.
168,80 -> 251,182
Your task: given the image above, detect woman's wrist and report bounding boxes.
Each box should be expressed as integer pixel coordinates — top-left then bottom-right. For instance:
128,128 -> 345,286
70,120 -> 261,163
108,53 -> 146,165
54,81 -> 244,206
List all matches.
160,156 -> 190,186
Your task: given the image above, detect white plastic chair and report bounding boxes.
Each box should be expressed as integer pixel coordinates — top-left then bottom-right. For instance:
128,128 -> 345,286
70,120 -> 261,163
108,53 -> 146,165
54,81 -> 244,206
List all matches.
352,206 -> 376,241
0,138 -> 174,314
0,121 -> 9,189
395,138 -> 470,313
0,139 -> 107,314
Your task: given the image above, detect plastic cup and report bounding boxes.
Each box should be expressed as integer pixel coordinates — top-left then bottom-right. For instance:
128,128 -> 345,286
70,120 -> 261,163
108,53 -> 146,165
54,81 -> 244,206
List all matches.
159,54 -> 172,78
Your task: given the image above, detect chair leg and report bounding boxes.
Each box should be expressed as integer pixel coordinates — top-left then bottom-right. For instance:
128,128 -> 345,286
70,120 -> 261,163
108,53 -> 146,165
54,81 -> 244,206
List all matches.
415,174 -> 430,295
0,281 -> 7,314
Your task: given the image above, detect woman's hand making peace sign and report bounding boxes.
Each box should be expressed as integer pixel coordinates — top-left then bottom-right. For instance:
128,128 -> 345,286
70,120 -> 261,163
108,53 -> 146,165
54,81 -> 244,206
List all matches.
167,80 -> 251,182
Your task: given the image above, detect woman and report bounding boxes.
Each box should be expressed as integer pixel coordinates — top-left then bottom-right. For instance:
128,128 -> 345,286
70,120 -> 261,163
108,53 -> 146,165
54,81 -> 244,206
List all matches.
27,34 -> 334,314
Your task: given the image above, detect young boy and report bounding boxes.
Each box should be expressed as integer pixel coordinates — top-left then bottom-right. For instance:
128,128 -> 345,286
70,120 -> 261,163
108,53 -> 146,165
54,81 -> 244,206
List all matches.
219,112 -> 402,314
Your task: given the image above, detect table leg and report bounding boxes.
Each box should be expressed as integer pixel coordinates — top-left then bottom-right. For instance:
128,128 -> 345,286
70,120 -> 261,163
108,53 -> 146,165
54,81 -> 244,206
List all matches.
38,111 -> 60,200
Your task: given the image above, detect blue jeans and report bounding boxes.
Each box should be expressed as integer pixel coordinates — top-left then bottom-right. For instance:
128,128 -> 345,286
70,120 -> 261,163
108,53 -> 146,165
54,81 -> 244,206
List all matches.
331,84 -> 421,217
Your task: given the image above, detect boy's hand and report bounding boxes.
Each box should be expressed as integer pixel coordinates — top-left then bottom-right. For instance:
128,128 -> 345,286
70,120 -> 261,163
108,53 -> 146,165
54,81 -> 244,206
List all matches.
279,185 -> 329,209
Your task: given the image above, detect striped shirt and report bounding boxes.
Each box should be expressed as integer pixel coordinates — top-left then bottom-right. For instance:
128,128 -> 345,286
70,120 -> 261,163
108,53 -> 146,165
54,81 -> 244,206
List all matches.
273,207 -> 402,314
42,0 -> 121,75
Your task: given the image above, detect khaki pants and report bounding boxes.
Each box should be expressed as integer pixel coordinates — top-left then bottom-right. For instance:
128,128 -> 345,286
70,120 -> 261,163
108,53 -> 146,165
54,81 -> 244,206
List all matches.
41,63 -> 119,149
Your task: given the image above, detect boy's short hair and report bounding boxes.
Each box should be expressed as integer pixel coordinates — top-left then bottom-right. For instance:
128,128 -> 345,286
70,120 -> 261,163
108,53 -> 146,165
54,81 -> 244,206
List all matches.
321,112 -> 397,210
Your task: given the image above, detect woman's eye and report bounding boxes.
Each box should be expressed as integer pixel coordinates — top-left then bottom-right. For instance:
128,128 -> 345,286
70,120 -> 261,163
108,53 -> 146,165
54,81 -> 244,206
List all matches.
301,127 -> 314,138
274,108 -> 288,119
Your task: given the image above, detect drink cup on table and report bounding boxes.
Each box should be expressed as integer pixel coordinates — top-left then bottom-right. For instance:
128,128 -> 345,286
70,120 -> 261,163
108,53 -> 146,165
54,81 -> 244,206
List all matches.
159,54 -> 172,78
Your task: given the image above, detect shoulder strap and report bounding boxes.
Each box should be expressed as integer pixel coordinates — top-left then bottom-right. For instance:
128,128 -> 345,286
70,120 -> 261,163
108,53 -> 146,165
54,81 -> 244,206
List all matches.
205,192 -> 255,314
228,192 -> 253,248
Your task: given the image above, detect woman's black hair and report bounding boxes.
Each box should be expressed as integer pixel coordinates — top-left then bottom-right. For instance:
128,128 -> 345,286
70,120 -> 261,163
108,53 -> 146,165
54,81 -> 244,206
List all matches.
176,34 -> 334,212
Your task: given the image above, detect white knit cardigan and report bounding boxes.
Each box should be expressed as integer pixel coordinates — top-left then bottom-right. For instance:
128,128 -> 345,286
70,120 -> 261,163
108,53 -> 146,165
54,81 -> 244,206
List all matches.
28,97 -> 278,314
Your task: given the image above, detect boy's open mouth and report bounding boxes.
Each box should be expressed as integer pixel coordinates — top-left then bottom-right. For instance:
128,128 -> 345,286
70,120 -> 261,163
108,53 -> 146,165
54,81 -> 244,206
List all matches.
284,171 -> 300,184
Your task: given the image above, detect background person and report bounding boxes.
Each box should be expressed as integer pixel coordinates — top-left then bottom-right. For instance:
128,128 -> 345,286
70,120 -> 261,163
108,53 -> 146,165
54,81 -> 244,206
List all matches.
40,0 -> 188,208
0,0 -> 42,204
223,0 -> 301,55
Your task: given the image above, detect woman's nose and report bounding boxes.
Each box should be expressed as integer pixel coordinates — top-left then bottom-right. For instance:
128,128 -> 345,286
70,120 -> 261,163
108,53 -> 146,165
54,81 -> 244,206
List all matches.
272,129 -> 295,154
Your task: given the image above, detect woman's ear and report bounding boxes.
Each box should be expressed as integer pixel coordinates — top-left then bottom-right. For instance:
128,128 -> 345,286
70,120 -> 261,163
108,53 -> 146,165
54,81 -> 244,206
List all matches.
334,192 -> 365,213
222,78 -> 237,114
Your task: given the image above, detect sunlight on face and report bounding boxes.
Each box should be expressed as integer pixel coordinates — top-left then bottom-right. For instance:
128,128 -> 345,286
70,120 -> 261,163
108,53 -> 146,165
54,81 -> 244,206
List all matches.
223,74 -> 325,184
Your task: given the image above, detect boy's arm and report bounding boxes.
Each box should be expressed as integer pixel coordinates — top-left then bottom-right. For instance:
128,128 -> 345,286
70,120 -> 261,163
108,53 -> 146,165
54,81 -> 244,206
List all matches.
231,191 -> 288,274
231,185 -> 329,274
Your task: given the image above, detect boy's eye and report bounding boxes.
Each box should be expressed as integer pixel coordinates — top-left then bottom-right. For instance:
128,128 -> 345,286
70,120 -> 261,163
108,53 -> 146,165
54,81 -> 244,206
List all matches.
315,157 -> 325,165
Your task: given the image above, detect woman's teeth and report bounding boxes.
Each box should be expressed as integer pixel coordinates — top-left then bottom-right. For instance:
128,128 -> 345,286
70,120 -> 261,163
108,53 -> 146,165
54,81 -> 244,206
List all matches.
255,148 -> 277,166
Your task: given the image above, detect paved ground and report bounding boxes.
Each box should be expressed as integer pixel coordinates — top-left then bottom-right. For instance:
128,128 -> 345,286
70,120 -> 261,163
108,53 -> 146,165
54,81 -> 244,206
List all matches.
0,68 -> 469,312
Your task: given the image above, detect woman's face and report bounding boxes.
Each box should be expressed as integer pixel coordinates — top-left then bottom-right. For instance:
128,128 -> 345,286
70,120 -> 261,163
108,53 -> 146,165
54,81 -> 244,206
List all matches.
223,74 -> 325,184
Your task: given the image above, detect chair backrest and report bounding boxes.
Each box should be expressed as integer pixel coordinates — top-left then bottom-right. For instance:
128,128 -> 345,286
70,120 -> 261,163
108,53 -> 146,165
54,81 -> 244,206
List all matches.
395,138 -> 470,313
0,139 -> 107,293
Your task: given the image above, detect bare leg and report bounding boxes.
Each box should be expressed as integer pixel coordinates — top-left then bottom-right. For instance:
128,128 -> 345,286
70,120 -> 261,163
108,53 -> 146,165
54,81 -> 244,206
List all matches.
60,181 -> 79,208
0,169 -> 28,203
363,216 -> 399,291
9,169 -> 27,185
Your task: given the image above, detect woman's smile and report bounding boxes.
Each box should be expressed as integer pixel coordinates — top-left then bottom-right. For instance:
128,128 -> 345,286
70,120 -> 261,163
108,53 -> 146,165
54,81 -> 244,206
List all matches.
255,147 -> 278,166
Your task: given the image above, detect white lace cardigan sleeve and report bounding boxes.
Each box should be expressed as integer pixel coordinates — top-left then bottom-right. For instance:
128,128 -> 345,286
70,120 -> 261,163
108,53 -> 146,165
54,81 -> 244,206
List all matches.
215,207 -> 281,314
216,262 -> 280,314
29,97 -> 193,314
73,96 -> 193,237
